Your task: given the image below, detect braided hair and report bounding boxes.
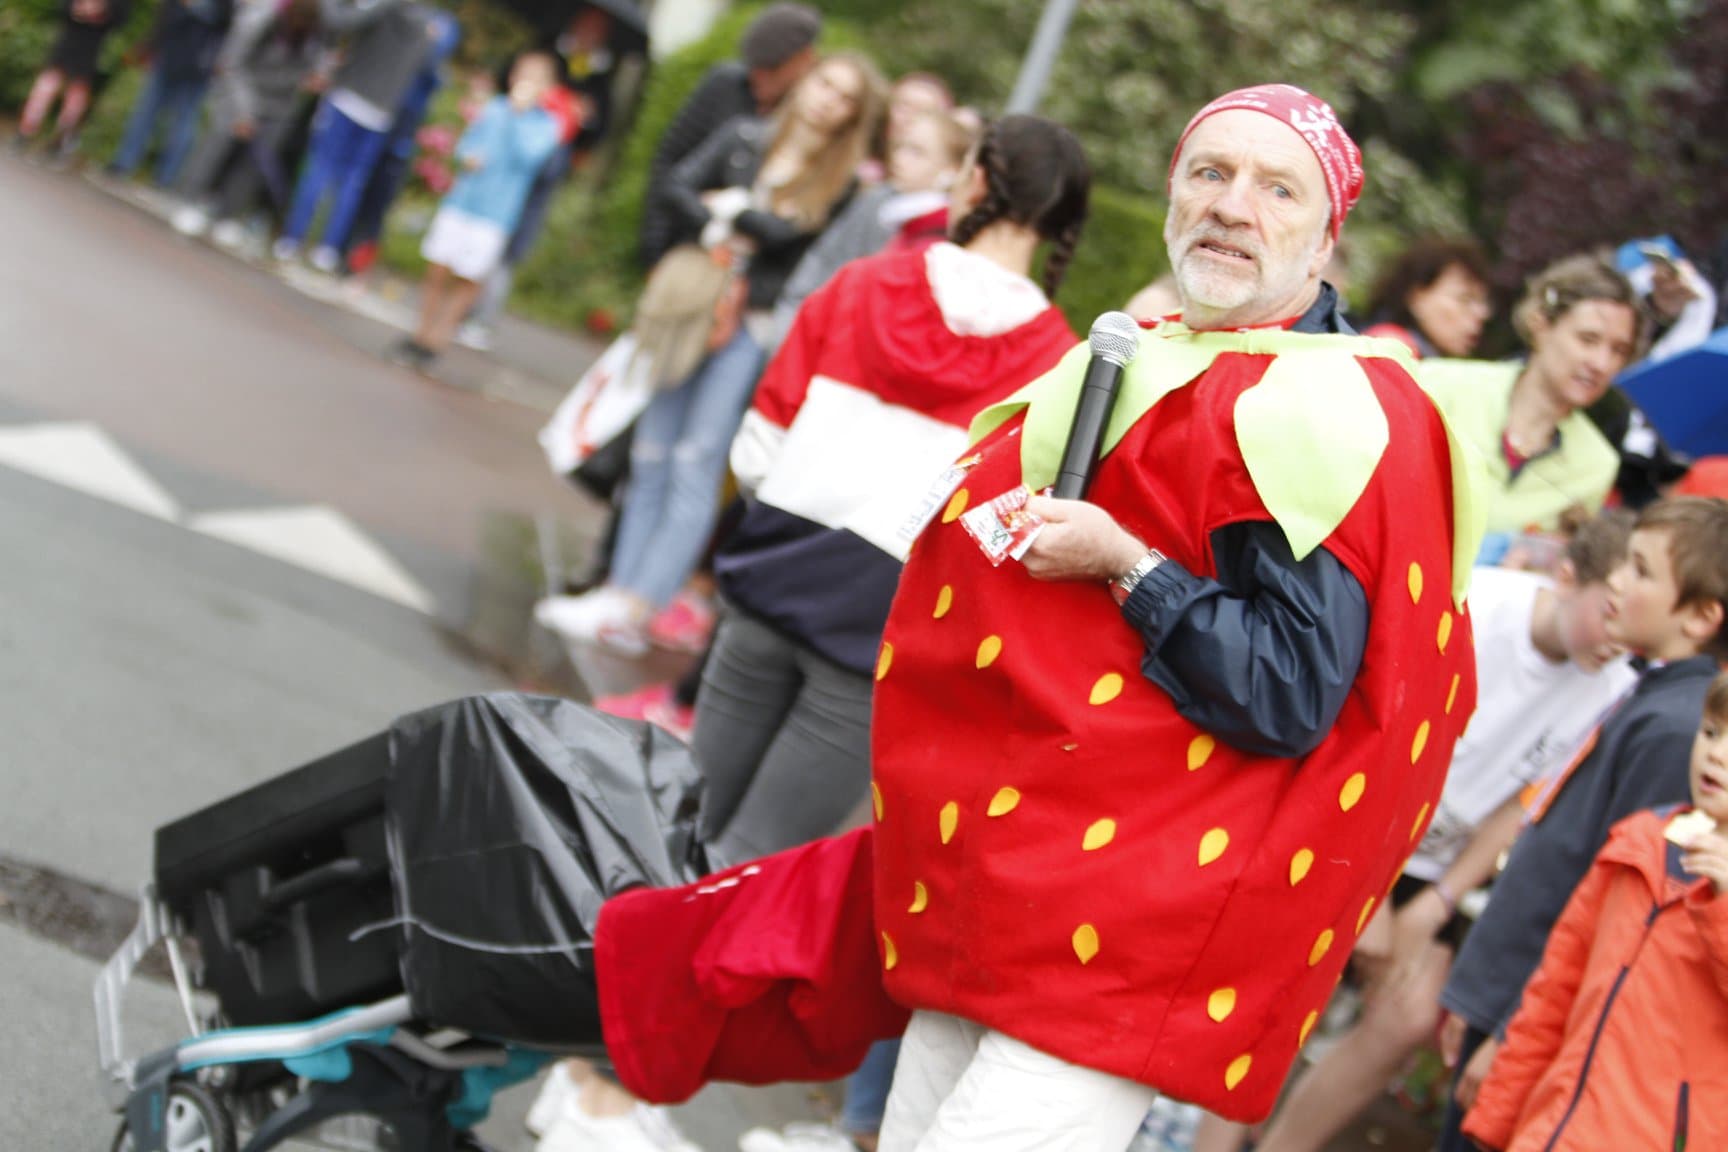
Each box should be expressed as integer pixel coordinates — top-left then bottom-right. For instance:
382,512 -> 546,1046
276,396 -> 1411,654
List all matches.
948,115 -> 1092,299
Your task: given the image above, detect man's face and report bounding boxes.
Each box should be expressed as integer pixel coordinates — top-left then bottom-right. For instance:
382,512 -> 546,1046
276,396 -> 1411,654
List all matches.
1163,110 -> 1334,329
750,48 -> 817,113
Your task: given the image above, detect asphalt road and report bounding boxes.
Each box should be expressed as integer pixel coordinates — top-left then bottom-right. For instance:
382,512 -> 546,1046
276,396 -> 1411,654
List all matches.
0,152 -> 814,1152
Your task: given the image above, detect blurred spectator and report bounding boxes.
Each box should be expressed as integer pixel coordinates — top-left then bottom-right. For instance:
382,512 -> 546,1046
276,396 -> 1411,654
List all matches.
274,0 -> 447,273
389,53 -> 562,368
172,0 -> 330,243
463,6 -> 629,350
12,0 -> 135,163
1364,235 -> 1493,358
1617,236 -> 1719,364
637,2 -> 822,268
108,0 -> 234,187
768,107 -> 973,349
1422,255 -> 1644,541
536,53 -> 886,654
340,10 -> 464,277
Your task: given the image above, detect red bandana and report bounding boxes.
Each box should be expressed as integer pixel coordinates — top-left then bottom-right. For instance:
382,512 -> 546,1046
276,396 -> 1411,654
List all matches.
1167,84 -> 1365,241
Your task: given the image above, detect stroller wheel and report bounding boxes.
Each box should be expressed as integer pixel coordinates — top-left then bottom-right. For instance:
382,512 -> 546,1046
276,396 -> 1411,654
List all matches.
112,1080 -> 237,1152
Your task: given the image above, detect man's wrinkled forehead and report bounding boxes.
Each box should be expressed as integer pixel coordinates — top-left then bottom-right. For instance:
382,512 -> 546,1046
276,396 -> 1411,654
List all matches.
1171,110 -> 1327,193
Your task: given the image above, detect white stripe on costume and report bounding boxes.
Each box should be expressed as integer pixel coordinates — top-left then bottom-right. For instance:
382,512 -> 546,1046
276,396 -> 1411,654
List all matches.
753,376 -> 969,562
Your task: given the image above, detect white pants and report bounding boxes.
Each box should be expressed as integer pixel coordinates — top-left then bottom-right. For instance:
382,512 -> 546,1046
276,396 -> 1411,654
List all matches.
879,1010 -> 1159,1152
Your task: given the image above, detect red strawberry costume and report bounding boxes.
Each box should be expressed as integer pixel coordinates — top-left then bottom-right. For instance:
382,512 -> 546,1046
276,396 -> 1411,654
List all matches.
869,316 -> 1482,1122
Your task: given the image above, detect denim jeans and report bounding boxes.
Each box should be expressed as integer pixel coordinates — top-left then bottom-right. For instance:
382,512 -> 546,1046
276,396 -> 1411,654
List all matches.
282,101 -> 391,253
841,1039 -> 903,1137
611,327 -> 765,610
111,68 -> 208,186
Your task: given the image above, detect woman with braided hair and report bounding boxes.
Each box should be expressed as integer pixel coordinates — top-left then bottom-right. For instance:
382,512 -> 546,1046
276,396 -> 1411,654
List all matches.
693,113 -> 1089,1152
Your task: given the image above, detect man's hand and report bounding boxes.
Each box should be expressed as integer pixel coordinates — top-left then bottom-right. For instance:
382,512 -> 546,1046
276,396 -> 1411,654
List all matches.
1682,830 -> 1728,895
231,119 -> 257,141
1019,496 -> 1146,584
1454,1033 -> 1500,1111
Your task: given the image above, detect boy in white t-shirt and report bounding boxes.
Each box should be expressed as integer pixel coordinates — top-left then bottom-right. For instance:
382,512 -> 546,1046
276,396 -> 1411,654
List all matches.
1194,510 -> 1637,1152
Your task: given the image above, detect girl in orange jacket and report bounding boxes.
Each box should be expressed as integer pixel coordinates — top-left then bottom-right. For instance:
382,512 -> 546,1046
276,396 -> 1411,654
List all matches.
1464,672 -> 1728,1151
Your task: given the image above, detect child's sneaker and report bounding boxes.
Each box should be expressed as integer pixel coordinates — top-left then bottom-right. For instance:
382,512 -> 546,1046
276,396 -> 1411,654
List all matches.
271,238 -> 301,264
309,245 -> 342,275
647,593 -> 716,654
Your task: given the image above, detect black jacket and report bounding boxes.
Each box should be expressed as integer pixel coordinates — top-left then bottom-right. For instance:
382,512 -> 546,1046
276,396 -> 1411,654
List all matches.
663,116 -> 853,313
638,62 -> 757,268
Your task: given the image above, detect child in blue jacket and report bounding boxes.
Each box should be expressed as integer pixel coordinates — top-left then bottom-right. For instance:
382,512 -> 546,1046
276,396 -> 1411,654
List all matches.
391,51 -> 562,370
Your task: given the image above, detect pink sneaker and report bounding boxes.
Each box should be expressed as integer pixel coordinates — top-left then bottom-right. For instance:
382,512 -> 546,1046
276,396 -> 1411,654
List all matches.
593,683 -> 695,740
647,593 -> 716,654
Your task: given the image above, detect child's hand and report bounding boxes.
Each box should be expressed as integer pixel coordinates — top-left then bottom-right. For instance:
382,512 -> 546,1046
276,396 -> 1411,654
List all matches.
1682,830 -> 1728,895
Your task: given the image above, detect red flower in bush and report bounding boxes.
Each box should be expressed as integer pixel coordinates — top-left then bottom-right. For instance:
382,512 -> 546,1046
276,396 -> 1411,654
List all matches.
585,307 -> 618,335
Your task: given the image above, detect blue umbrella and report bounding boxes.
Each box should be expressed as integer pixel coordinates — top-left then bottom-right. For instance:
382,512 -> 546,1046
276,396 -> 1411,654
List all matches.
1617,326 -> 1728,457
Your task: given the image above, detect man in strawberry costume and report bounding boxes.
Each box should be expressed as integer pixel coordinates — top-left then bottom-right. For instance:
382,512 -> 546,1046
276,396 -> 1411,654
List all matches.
866,85 -> 1483,1149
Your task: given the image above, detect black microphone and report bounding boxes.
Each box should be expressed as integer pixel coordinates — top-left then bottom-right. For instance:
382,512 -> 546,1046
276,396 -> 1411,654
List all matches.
1052,311 -> 1142,500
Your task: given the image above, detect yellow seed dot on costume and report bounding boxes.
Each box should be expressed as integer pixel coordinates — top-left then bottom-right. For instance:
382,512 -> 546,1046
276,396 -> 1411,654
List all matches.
976,635 -> 1003,669
1412,720 -> 1431,764
871,781 -> 884,823
1083,819 -> 1117,851
1357,897 -> 1377,936
942,489 -> 970,523
1225,1054 -> 1253,1091
1408,562 -> 1424,604
1309,929 -> 1335,967
1188,734 -> 1217,771
909,882 -> 928,914
939,802 -> 958,844
1446,673 -> 1461,715
1073,924 -> 1100,965
1438,611 -> 1454,654
1290,848 -> 1315,886
987,787 -> 1021,817
1199,827 -> 1230,866
1207,987 -> 1237,1023
934,585 -> 954,619
1411,802 -> 1430,842
875,643 -> 893,682
1090,673 -> 1125,706
882,932 -> 898,971
1339,772 -> 1367,812
1300,1010 -> 1319,1048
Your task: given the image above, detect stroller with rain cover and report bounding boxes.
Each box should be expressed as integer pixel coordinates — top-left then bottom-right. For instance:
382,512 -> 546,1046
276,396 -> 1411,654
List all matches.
94,694 -> 710,1152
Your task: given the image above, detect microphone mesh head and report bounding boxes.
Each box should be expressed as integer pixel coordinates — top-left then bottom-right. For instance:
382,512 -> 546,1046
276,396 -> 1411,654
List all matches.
1089,311 -> 1142,367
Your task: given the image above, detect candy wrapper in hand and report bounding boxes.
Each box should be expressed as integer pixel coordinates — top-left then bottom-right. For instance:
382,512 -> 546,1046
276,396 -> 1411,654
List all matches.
961,485 -> 1046,567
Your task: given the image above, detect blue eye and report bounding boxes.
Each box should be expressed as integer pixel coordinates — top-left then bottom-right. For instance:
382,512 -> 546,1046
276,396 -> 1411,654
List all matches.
1272,185 -> 1292,200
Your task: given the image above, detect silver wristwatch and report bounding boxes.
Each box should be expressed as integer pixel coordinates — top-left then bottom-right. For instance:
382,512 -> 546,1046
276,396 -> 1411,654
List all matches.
1110,549 -> 1166,606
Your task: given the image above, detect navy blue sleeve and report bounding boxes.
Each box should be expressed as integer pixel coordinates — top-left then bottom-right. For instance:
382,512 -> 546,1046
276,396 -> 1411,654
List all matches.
1120,519 -> 1369,758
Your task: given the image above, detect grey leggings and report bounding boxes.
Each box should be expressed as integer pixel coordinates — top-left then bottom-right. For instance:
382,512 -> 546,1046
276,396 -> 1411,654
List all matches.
692,611 -> 875,866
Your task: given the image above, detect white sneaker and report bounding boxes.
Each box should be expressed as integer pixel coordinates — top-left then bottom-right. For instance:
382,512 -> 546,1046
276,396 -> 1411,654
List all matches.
172,205 -> 210,237
536,1103 -> 702,1152
309,245 -> 342,274
739,1123 -> 860,1152
457,321 -> 495,351
534,587 -> 638,643
271,238 -> 301,263
210,219 -> 248,252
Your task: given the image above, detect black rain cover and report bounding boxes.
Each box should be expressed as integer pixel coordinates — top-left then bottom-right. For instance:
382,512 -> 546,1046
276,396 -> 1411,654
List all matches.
384,693 -> 707,1045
